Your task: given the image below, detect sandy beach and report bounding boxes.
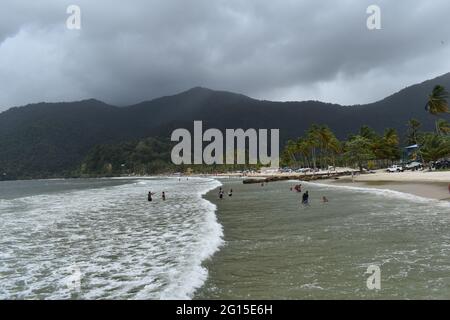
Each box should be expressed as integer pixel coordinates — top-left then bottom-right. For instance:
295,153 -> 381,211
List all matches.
320,170 -> 450,201
210,169 -> 450,200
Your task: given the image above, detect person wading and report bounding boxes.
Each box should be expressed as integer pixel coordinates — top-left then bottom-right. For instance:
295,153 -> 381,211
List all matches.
302,191 -> 309,205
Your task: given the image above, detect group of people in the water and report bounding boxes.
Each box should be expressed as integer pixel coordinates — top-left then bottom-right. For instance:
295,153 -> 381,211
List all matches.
148,191 -> 166,202
290,184 -> 329,206
300,190 -> 329,206
218,187 -> 233,199
146,183 -> 327,206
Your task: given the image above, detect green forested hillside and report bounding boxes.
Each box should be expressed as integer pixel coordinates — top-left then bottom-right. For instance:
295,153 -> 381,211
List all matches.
80,137 -> 174,176
1,73 -> 450,179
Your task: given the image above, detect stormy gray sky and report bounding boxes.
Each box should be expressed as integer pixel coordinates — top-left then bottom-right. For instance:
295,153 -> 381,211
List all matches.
0,0 -> 450,111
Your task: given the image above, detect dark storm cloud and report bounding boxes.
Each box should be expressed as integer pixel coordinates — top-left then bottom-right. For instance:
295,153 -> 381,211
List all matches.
1,0 -> 450,111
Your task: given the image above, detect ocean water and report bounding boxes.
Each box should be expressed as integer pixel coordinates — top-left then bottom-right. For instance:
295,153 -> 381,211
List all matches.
197,179 -> 450,299
0,177 -> 222,299
2,177 -> 450,300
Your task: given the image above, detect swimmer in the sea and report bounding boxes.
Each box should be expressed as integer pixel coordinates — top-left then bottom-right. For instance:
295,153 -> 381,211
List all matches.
148,191 -> 156,202
302,191 -> 309,205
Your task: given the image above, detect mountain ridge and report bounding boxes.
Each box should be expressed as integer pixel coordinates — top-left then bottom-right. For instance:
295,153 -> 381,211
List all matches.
3,71 -> 450,114
1,73 -> 449,179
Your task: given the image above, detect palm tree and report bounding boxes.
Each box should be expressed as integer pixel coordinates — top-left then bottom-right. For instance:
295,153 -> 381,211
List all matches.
359,125 -> 378,140
383,128 -> 400,163
420,133 -> 450,165
406,118 -> 424,162
383,128 -> 398,145
306,125 -> 321,170
437,119 -> 450,135
296,138 -> 311,168
406,119 -> 421,145
284,140 -> 298,165
316,126 -> 341,169
426,85 -> 449,134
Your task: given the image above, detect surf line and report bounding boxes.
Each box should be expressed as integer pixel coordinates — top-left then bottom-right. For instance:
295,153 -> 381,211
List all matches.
176,304 -> 210,318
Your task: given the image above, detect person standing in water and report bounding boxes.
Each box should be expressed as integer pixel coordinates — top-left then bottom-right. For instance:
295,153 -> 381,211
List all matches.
148,191 -> 156,202
302,191 -> 309,205
322,196 -> 329,203
162,192 -> 166,201
228,189 -> 233,197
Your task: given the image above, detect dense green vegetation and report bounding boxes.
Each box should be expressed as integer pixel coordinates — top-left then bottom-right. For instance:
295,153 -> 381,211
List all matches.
79,137 -> 175,176
281,124 -> 401,170
78,137 -> 262,177
84,82 -> 450,176
0,80 -> 449,180
281,85 -> 450,171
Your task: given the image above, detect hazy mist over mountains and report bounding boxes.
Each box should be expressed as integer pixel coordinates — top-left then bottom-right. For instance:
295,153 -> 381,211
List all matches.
1,72 -> 449,179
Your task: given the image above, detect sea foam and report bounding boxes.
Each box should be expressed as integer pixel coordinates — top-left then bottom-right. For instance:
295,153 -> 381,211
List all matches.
0,177 -> 223,300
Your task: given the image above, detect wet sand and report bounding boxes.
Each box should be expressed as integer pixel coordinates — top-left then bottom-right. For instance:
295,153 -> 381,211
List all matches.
322,180 -> 450,201
320,171 -> 450,201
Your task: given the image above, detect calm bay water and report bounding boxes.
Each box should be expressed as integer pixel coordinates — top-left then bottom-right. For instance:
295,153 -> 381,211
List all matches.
1,177 -> 450,299
196,179 -> 450,299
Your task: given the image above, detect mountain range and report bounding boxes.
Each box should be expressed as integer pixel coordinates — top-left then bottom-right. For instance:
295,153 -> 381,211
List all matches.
1,72 -> 450,179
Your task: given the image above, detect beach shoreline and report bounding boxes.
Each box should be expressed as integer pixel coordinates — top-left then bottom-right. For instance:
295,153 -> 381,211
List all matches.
315,170 -> 450,201
209,169 -> 450,201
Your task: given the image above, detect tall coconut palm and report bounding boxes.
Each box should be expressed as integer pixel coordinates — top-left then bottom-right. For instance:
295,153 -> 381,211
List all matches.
406,119 -> 421,145
306,125 -> 321,170
437,119 -> 450,135
406,118 -> 424,162
383,128 -> 400,163
315,126 -> 329,168
296,138 -> 311,168
384,128 -> 399,145
284,140 -> 298,164
359,125 -> 378,140
315,126 -> 340,169
420,133 -> 450,164
426,85 -> 449,134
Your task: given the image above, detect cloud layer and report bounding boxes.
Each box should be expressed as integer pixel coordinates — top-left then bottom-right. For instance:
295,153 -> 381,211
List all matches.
1,0 -> 450,111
